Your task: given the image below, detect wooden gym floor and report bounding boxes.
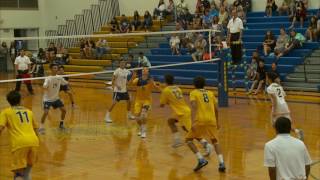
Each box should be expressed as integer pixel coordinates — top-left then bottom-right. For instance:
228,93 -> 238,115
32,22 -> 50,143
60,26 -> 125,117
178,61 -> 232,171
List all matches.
0,85 -> 319,180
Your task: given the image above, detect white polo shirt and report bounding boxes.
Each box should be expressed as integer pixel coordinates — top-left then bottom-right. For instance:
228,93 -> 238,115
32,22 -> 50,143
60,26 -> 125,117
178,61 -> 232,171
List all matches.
43,75 -> 68,102
14,55 -> 31,71
113,68 -> 131,93
227,17 -> 244,34
264,134 -> 312,180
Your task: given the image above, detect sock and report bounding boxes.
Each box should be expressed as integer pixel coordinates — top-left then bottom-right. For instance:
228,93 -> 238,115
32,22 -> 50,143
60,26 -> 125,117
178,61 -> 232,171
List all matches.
200,139 -> 208,148
59,120 -> 64,126
294,129 -> 300,134
173,132 -> 180,141
105,111 -> 110,118
14,172 -> 24,180
195,152 -> 203,160
141,124 -> 146,132
24,165 -> 32,180
218,154 -> 224,164
39,123 -> 44,129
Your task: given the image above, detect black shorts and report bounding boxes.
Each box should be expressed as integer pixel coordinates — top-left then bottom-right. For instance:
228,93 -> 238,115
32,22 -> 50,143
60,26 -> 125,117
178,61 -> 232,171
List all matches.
60,85 -> 70,92
113,92 -> 130,102
43,99 -> 64,110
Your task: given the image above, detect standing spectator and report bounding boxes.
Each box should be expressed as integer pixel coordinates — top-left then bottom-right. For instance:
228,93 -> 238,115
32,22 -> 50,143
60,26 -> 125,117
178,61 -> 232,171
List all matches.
192,34 -> 207,61
119,14 -> 131,33
131,11 -> 141,31
14,49 -> 34,95
169,34 -> 181,55
264,117 -> 312,180
110,17 -> 119,33
218,7 -> 229,27
276,29 -> 305,59
9,41 -> 16,64
143,11 -> 153,32
248,59 -> 266,95
46,42 -> 57,62
265,0 -> 277,17
274,27 -> 289,57
289,1 -> 306,29
305,16 -> 318,42
211,16 -> 224,40
263,30 -> 276,56
0,42 -> 9,72
227,9 -> 244,64
153,0 -> 167,19
96,38 -> 110,60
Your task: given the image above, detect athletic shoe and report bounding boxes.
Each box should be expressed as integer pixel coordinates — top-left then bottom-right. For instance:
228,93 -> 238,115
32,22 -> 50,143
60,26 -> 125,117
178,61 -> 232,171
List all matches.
137,131 -> 142,136
127,113 -> 135,120
218,163 -> 226,172
38,128 -> 45,135
105,114 -> 112,123
297,129 -> 304,141
141,131 -> 146,138
59,122 -> 65,130
204,143 -> 213,157
193,159 -> 208,172
172,139 -> 184,148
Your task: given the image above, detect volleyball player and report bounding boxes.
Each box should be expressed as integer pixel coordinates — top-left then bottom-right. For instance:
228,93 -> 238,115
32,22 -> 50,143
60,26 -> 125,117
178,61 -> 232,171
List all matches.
266,72 -> 304,140
186,76 -> 226,172
160,74 -> 213,154
105,60 -> 135,123
58,65 -> 75,107
131,67 -> 157,138
39,64 -> 68,134
0,91 -> 39,180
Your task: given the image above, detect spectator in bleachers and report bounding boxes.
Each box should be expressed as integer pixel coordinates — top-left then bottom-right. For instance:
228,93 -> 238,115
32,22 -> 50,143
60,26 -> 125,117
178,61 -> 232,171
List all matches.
79,39 -> 86,59
9,41 -> 16,63
274,27 -> 289,57
265,0 -> 277,17
83,40 -> 96,59
195,0 -> 203,14
269,62 -> 281,83
176,0 -> 188,17
305,16 -> 318,42
192,15 -> 203,30
237,5 -> 247,25
55,43 -> 70,65
192,34 -> 207,61
182,32 -> 196,54
263,30 -> 276,56
219,7 -> 229,27
248,59 -> 266,95
246,51 -> 259,81
96,38 -> 110,60
202,10 -> 212,29
227,9 -> 244,64
143,11 -> 153,32
131,11 -> 141,31
169,33 -> 181,55
211,16 -> 224,39
276,29 -> 305,59
153,0 -> 167,19
167,0 -> 175,18
46,42 -> 57,62
119,14 -> 131,33
126,54 -> 137,69
278,0 -> 294,16
110,17 -> 119,33
0,42 -> 9,72
138,52 -> 151,67
289,1 -> 306,28
219,0 -> 229,11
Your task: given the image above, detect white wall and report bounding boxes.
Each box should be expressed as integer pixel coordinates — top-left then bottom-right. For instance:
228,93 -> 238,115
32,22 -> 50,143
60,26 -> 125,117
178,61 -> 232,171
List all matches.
118,0 -> 320,15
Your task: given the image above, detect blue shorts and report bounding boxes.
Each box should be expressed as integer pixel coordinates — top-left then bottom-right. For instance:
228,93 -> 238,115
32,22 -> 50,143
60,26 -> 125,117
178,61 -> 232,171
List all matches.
43,99 -> 64,110
113,92 -> 130,102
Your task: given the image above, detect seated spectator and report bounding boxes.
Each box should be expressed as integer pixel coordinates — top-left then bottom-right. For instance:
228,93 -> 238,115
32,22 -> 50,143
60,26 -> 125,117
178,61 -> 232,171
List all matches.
274,27 -> 289,56
276,29 -> 305,59
143,11 -> 153,32
269,62 -> 281,84
192,16 -> 203,30
218,7 -> 229,27
265,0 -> 277,17
55,43 -> 69,65
119,14 -> 131,33
305,16 -> 318,42
278,0 -> 294,16
83,40 -> 96,59
233,0 -> 242,8
96,38 -> 110,60
248,59 -> 266,95
153,0 -> 167,19
289,1 -> 306,28
237,5 -> 247,25
195,0 -> 203,14
46,42 -> 57,62
176,0 -> 188,17
246,51 -> 259,81
192,34 -> 207,61
241,0 -> 251,13
167,0 -> 175,17
126,54 -> 137,69
138,52 -> 151,67
182,32 -> 196,54
263,30 -> 276,56
131,11 -> 141,31
202,10 -> 212,29
79,39 -> 86,58
219,0 -> 229,11
169,34 -> 181,55
178,9 -> 194,29
110,17 -> 119,33
211,16 -> 224,39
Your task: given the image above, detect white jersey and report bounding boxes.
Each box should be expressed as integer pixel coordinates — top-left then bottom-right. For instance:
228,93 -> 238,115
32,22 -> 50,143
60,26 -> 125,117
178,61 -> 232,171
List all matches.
43,75 -> 68,102
113,68 -> 131,93
267,83 -> 290,115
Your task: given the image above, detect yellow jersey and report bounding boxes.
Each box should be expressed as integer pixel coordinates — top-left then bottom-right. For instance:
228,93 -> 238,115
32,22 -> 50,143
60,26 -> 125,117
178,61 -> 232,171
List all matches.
190,89 -> 217,125
160,86 -> 191,116
132,78 -> 154,102
0,106 -> 39,152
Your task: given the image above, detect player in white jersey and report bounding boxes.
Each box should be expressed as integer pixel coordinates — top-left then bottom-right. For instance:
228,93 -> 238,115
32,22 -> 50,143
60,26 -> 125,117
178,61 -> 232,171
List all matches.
39,64 -> 68,134
105,60 -> 135,123
266,72 -> 304,140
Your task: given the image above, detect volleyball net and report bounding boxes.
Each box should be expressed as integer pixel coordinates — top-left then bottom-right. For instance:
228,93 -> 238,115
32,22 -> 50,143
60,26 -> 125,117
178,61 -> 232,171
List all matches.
0,29 -> 232,107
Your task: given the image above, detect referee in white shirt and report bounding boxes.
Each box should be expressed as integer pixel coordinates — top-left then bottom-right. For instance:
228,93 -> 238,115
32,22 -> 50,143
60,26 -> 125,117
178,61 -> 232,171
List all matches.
227,9 -> 244,64
264,117 -> 312,180
14,49 -> 34,94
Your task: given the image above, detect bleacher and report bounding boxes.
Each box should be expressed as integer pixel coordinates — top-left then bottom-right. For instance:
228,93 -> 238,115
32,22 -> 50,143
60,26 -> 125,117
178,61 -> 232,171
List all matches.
148,9 -> 320,88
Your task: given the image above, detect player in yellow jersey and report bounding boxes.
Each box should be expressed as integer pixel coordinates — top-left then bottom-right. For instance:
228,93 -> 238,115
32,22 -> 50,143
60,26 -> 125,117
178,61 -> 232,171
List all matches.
160,74 -> 213,153
131,67 -> 157,138
186,76 -> 226,172
0,91 -> 39,180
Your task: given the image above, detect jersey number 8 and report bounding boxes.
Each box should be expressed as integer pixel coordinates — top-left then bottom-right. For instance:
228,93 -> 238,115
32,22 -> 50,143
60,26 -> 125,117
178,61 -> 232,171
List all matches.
203,93 -> 209,103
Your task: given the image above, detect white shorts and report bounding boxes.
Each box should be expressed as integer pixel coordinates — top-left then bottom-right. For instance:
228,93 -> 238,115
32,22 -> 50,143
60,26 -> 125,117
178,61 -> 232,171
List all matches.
271,113 -> 291,125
